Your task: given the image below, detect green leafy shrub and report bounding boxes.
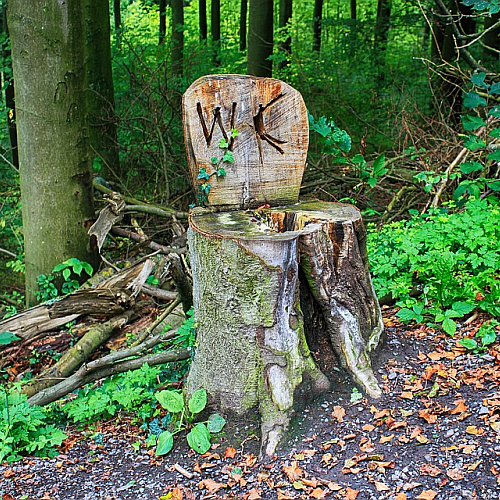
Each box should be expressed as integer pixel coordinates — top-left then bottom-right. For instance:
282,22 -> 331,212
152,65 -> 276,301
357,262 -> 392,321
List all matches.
152,388 -> 226,455
368,196 -> 500,333
0,388 -> 66,463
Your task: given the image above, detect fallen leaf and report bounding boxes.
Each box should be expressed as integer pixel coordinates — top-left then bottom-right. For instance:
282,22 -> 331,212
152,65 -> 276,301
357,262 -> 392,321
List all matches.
300,449 -> 317,457
327,482 -> 342,491
447,468 -> 465,480
491,421 -> 500,432
465,425 -> 483,435
2,470 -> 15,479
283,461 -> 303,482
420,463 -> 442,477
467,459 -> 483,471
344,487 -> 359,499
2,494 -> 16,500
198,479 -> 224,494
244,488 -> 261,500
451,399 -> 467,414
333,405 -> 346,423
389,421 -> 407,430
403,481 -> 423,491
395,494 -> 407,500
224,446 -> 237,458
400,409 -> 413,417
292,480 -> 307,491
462,444 -> 476,454
419,409 -> 438,424
277,490 -> 295,500
310,487 -> 327,499
321,453 -> 333,465
400,391 -> 414,400
380,434 -> 394,443
374,408 -> 391,419
362,424 -> 375,432
415,434 -> 430,444
416,490 -> 438,500
160,488 -> 184,500
374,481 -> 390,491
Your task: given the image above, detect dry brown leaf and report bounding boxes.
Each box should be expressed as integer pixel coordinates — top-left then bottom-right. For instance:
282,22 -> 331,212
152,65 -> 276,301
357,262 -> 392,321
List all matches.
310,487 -> 327,499
419,409 -> 438,424
403,481 -> 423,491
416,490 -> 438,500
420,463 -> 443,477
362,424 -> 375,432
380,434 -> 394,444
344,487 -> 359,499
447,467 -> 465,480
327,482 -> 342,491
395,494 -> 407,500
244,488 -> 262,500
374,408 -> 391,419
277,490 -> 295,500
390,421 -> 407,430
467,459 -> 483,471
465,425 -> 484,435
2,470 -> 15,479
451,399 -> 467,414
333,405 -> 346,423
282,461 -> 303,482
374,481 -> 390,491
321,453 -> 333,464
198,479 -> 224,494
224,446 -> 237,459
415,434 -> 430,444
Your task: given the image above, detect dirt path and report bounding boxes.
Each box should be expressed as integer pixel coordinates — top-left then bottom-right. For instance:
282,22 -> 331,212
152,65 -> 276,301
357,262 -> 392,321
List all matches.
1,310 -> 500,500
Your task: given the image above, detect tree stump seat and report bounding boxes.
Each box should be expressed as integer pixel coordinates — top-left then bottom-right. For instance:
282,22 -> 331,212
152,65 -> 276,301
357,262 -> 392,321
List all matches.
183,75 -> 383,457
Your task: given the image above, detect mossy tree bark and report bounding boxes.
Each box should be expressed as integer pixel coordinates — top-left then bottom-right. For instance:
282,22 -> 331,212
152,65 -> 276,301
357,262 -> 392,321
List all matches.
7,0 -> 98,306
187,202 -> 383,457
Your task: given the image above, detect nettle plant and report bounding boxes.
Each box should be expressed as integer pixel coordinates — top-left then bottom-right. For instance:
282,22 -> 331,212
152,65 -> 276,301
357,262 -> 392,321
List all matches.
195,129 -> 238,205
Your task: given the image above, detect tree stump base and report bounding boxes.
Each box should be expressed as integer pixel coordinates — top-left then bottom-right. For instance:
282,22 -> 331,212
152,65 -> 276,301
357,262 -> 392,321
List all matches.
187,200 -> 383,457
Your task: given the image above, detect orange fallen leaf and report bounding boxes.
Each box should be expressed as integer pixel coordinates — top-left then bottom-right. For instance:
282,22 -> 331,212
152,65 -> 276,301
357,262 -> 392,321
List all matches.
374,481 -> 390,491
462,444 -> 476,454
311,487 -> 327,499
415,434 -> 430,444
277,490 -> 295,500
282,461 -> 303,482
2,469 -> 15,479
345,487 -> 359,499
321,453 -> 333,464
465,425 -> 483,435
416,490 -> 438,500
327,482 -> 342,491
160,488 -> 183,500
198,479 -> 224,494
419,409 -> 438,424
400,392 -> 414,400
420,463 -> 442,477
362,424 -> 375,432
224,446 -> 237,458
451,399 -> 467,414
390,421 -> 407,430
244,488 -> 262,499
447,467 -> 465,480
380,434 -> 394,444
333,405 -> 346,423
467,459 -> 482,471
395,494 -> 407,500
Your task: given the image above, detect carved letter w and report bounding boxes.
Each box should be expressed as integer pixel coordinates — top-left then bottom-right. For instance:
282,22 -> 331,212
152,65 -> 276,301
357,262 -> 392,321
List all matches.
197,102 -> 237,149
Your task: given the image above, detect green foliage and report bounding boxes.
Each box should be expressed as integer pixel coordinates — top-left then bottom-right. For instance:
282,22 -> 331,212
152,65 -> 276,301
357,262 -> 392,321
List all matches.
0,331 -> 20,345
458,319 -> 499,352
36,258 -> 94,302
0,387 -> 66,463
368,196 -> 500,333
62,363 -> 161,423
152,387 -> 226,455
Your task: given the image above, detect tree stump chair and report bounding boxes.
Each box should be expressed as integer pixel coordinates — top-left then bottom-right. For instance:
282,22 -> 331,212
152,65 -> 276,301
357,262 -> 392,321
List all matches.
182,74 -> 383,457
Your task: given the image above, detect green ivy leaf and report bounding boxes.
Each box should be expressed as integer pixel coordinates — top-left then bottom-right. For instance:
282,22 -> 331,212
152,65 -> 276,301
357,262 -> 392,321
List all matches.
490,105 -> 500,118
471,72 -> 488,88
463,92 -> 487,108
188,388 -> 207,415
464,136 -> 486,151
486,149 -> 500,161
480,331 -> 496,346
396,308 -> 416,322
219,138 -> 229,149
461,115 -> 485,131
489,127 -> 500,138
207,413 -> 226,433
490,82 -> 500,94
487,180 -> 500,191
222,150 -> 235,163
156,431 -> 174,455
0,331 -> 20,345
197,168 -> 211,180
231,129 -> 239,138
211,157 -> 218,165
216,167 -> 226,177
458,338 -> 477,350
186,423 -> 211,454
460,161 -> 484,174
155,390 -> 184,413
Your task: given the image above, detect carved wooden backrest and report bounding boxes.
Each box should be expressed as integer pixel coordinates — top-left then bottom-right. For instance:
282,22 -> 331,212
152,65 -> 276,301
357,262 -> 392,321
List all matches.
183,74 -> 309,210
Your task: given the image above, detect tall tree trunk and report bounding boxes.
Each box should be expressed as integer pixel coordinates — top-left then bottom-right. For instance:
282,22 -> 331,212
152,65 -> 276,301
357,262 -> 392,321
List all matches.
114,0 -> 122,48
171,0 -> 184,75
312,0 -> 323,52
351,0 -> 356,20
278,0 -> 292,69
211,0 -> 221,65
8,0 -> 98,306
84,0 -> 119,178
240,0 -> 248,51
159,0 -> 167,45
199,0 -> 208,41
373,0 -> 392,81
247,0 -> 274,76
1,6 -> 18,168
483,12 -> 500,63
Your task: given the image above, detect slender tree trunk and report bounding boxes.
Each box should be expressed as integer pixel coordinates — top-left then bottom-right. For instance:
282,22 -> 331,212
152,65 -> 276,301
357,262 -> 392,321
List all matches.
114,0 -> 121,48
240,0 -> 248,51
247,0 -> 274,76
373,0 -> 392,81
351,0 -> 356,20
483,12 -> 500,63
171,0 -> 184,75
211,0 -> 221,65
278,0 -> 292,69
159,0 -> 167,45
84,0 -> 119,178
312,0 -> 323,52
199,0 -> 208,41
8,0 -> 98,306
1,6 -> 18,168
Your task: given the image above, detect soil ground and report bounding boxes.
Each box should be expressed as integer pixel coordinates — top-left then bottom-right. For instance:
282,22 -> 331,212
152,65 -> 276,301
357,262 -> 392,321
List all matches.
1,308 -> 500,500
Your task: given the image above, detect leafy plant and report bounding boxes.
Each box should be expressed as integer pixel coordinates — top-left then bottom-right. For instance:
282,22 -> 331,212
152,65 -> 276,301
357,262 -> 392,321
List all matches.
36,258 -> 94,301
0,387 -> 66,463
0,331 -> 20,345
459,319 -> 499,352
151,387 -> 226,455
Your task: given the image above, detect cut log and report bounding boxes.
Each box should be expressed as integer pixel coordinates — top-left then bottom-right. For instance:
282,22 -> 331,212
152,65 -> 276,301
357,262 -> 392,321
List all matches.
183,74 -> 309,210
186,201 -> 383,457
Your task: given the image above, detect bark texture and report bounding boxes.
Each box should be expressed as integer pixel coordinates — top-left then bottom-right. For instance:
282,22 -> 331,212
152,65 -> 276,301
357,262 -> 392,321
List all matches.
7,1 -> 98,305
186,201 -> 382,457
247,0 -> 274,76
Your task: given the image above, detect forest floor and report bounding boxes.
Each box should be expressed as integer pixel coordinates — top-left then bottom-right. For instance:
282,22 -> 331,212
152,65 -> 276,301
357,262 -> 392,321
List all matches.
1,307 -> 500,500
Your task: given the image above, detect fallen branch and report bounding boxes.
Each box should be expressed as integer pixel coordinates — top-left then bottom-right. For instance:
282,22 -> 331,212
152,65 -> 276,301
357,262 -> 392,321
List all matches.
111,226 -> 186,254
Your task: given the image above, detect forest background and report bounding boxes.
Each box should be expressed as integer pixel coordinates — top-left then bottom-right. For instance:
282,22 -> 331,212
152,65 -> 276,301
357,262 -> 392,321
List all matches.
0,0 -> 500,464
